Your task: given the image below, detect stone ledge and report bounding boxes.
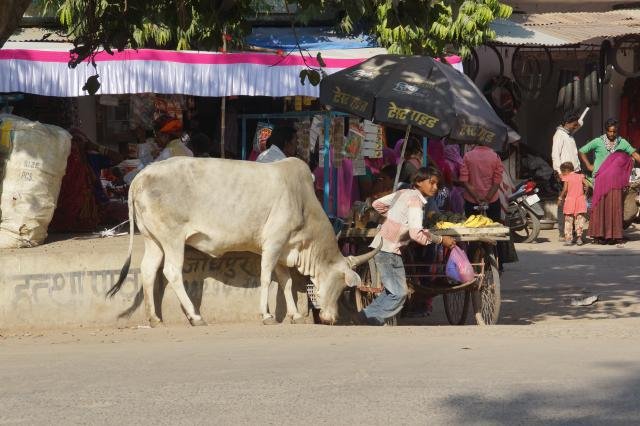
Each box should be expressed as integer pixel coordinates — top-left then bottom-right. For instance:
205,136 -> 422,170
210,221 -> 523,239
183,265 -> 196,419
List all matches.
0,234 -> 310,329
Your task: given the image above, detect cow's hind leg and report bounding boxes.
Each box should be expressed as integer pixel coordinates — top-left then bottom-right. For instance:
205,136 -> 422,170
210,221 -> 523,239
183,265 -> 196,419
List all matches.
274,265 -> 304,324
260,251 -> 281,325
140,239 -> 164,327
162,243 -> 207,326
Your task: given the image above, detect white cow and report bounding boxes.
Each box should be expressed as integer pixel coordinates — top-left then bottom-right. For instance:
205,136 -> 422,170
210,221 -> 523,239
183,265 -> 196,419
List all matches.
107,157 -> 378,326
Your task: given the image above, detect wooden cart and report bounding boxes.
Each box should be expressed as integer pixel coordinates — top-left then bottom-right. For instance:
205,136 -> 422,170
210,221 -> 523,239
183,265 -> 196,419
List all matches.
339,226 -> 509,325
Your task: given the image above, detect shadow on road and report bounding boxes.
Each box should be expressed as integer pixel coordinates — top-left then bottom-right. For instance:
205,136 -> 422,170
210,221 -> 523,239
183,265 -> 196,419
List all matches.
499,244 -> 640,325
440,363 -> 640,423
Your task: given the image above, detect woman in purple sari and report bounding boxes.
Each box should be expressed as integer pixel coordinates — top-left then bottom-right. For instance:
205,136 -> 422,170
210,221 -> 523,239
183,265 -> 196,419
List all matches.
588,150 -> 634,244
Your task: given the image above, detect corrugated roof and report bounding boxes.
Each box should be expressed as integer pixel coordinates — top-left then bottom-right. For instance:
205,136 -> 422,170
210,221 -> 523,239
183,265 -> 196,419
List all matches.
8,27 -> 69,43
492,10 -> 640,46
490,19 -> 569,46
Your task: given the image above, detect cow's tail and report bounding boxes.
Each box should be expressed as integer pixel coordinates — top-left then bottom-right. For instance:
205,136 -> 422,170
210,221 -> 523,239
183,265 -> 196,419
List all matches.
106,193 -> 136,298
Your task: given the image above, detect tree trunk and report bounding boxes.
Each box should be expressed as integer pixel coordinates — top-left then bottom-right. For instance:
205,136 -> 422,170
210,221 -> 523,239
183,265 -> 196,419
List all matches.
0,0 -> 32,49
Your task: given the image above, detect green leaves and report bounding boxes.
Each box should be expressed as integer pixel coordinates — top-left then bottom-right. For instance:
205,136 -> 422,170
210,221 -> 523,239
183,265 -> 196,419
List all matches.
299,69 -> 322,86
81,74 -> 100,95
336,0 -> 512,59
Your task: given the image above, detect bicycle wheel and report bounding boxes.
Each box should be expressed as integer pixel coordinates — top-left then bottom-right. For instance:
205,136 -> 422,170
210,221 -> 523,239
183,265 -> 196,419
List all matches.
479,44 -> 505,77
443,291 -> 470,325
470,245 -> 501,325
610,35 -> 640,78
512,46 -> 554,100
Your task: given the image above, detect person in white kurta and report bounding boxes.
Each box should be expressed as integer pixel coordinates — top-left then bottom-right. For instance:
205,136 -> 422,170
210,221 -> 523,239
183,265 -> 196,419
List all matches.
551,111 -> 582,240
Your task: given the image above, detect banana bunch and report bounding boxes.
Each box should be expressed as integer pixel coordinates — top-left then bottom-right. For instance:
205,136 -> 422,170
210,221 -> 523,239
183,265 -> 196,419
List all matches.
463,215 -> 498,228
435,221 -> 458,229
433,214 -> 499,229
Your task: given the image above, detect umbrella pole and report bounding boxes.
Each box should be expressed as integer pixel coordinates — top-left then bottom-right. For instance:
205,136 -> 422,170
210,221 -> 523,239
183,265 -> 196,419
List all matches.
422,137 -> 428,167
220,27 -> 228,158
393,125 -> 412,190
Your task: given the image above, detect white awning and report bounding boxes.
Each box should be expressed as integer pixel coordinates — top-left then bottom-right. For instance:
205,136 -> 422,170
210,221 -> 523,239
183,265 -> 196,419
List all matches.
0,41 -> 464,98
0,42 -> 392,97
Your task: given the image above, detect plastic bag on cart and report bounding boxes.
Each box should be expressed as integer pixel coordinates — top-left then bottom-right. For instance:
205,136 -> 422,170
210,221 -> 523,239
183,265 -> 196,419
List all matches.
445,246 -> 475,284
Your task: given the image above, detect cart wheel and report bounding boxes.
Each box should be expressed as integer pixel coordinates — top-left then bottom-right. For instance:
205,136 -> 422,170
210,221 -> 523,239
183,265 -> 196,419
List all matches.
355,259 -> 397,326
443,291 -> 470,325
470,245 -> 501,325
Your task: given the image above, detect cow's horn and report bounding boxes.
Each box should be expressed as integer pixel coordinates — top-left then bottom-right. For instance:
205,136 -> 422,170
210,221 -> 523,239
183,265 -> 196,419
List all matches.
346,240 -> 382,269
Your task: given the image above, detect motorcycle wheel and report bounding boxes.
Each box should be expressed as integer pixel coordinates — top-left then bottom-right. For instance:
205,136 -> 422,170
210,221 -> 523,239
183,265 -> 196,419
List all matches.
510,209 -> 541,243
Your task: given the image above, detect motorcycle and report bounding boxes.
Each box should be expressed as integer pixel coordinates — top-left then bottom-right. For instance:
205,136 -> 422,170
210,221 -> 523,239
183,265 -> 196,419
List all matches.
505,180 -> 545,243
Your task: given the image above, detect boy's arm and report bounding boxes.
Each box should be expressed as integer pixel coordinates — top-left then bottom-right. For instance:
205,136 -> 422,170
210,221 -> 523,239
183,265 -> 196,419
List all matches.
371,191 -> 397,217
407,204 -> 442,245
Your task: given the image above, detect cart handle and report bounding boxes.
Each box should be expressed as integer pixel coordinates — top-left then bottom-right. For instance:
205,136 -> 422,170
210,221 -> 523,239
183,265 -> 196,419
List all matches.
451,236 -> 497,245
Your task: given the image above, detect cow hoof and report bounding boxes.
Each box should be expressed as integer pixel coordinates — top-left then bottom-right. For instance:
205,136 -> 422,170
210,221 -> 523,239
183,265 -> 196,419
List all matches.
262,317 -> 279,325
291,315 -> 306,325
149,318 -> 163,328
189,318 -> 208,327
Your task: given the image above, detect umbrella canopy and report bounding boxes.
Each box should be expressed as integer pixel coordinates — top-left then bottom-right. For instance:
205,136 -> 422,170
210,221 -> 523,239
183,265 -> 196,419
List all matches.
319,54 -> 509,150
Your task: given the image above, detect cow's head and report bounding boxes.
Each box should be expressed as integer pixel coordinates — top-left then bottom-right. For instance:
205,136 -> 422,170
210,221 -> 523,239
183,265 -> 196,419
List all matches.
315,243 -> 381,324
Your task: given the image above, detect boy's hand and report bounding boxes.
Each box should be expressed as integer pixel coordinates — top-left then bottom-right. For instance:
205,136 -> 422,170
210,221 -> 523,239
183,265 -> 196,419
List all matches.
441,236 -> 456,249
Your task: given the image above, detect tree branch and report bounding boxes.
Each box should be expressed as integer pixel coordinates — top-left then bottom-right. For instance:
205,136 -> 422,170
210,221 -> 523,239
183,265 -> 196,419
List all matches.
0,0 -> 32,48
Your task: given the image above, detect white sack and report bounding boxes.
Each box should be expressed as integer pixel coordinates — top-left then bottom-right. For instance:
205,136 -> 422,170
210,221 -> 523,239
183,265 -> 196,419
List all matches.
0,114 -> 71,248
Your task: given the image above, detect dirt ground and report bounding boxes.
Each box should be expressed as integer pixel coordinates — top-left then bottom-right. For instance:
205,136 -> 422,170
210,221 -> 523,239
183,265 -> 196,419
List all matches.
1,227 -> 639,424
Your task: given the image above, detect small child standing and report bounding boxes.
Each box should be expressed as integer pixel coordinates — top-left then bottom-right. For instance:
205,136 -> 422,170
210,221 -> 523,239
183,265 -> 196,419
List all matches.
558,162 -> 588,246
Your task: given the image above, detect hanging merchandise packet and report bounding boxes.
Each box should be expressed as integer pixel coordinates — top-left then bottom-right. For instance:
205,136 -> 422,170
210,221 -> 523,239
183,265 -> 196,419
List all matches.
253,122 -> 274,153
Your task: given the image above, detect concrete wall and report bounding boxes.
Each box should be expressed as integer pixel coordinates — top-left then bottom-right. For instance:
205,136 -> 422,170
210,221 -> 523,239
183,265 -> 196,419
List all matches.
0,235 -> 311,330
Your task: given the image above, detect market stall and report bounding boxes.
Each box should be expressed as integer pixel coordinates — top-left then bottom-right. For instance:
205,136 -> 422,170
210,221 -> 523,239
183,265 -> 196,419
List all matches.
238,110 -> 345,217
316,54 -> 512,325
339,222 -> 508,325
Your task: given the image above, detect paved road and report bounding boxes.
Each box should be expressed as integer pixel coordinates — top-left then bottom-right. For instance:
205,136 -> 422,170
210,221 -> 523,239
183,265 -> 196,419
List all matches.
2,228 -> 639,424
1,322 -> 640,425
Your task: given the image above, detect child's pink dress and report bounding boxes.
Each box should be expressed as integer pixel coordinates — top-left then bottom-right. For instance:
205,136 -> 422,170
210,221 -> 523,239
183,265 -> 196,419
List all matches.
562,172 -> 587,215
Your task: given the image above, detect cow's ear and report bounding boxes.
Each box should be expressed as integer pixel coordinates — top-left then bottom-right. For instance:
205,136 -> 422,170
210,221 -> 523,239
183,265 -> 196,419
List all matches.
345,270 -> 361,288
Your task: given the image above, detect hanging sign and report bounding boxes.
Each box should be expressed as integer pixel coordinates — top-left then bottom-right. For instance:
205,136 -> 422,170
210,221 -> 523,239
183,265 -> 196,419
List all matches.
253,122 -> 274,153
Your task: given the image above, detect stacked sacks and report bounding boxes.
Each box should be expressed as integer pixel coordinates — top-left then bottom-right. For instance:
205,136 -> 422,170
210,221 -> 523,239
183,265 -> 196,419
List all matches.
0,114 -> 71,248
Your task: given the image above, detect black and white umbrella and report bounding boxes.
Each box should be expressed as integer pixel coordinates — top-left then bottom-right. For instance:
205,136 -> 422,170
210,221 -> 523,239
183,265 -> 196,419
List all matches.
319,54 -> 509,150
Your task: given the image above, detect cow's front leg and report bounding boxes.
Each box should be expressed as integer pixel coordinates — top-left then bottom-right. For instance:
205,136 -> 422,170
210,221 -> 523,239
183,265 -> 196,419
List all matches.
275,265 -> 304,324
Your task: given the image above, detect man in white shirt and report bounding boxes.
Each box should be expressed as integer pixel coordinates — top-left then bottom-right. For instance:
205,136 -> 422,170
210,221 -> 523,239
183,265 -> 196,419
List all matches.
551,111 -> 581,240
